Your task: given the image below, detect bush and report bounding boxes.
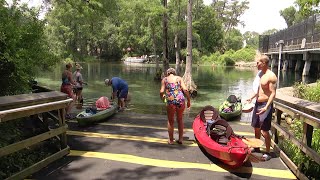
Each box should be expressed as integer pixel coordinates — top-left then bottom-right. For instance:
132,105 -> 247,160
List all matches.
293,81 -> 320,102
0,4 -> 57,96
232,47 -> 256,62
199,47 -> 256,66
181,48 -> 201,63
286,81 -> 320,179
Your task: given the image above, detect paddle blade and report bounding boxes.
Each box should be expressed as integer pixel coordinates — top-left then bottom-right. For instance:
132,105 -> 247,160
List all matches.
248,154 -> 261,163
242,103 -> 254,113
242,138 -> 264,148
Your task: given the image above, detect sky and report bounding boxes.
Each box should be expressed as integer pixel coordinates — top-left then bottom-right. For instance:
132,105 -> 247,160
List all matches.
204,0 -> 296,34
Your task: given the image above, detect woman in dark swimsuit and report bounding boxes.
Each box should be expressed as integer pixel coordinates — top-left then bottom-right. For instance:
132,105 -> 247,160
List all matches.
60,63 -> 76,119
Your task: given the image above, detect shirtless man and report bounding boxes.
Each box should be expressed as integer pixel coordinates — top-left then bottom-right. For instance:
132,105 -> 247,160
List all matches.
247,55 -> 277,161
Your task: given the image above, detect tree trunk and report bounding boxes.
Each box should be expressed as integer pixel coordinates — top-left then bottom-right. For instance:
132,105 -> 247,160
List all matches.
175,0 -> 182,75
151,19 -> 161,81
174,34 -> 181,75
162,0 -> 169,73
183,0 -> 197,97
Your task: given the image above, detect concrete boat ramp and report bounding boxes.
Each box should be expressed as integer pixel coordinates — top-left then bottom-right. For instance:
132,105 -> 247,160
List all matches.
30,111 -> 296,180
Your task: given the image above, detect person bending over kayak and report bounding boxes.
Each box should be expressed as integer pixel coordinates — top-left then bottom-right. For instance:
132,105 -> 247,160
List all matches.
105,77 -> 129,111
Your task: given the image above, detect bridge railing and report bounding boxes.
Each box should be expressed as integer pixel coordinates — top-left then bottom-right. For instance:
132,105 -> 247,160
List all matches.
259,14 -> 320,53
272,92 -> 320,180
0,91 -> 72,180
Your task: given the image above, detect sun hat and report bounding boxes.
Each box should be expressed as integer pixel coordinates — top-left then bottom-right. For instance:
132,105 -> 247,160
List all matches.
166,68 -> 176,75
76,63 -> 83,70
104,79 -> 110,86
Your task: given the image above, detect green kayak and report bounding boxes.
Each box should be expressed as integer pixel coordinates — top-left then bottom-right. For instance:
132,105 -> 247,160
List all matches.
76,105 -> 117,126
218,95 -> 242,121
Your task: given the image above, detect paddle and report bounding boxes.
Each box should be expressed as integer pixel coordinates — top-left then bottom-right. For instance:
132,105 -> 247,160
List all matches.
242,138 -> 264,148
242,103 -> 254,113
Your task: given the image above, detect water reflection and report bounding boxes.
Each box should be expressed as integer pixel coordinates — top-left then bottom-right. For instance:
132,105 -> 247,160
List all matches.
37,62 -> 317,120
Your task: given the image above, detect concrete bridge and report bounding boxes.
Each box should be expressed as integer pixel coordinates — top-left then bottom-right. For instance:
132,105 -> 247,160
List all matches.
259,14 -> 320,76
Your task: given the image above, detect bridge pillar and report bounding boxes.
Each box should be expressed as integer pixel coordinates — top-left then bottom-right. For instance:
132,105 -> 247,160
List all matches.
302,52 -> 311,76
288,55 -> 294,69
271,58 -> 277,69
283,59 -> 289,71
270,54 -> 276,69
295,59 -> 302,71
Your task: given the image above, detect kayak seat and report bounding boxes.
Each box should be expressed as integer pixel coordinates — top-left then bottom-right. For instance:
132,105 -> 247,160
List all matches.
209,118 -> 234,145
227,95 -> 238,104
199,105 -> 220,122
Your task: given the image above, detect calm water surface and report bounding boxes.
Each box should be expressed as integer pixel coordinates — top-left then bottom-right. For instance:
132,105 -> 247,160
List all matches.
36,62 -> 316,122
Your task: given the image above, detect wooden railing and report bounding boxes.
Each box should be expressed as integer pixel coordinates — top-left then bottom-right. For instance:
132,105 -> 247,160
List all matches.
0,91 -> 72,180
272,92 -> 320,180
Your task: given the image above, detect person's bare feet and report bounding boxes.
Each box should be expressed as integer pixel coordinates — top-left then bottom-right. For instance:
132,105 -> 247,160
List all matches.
168,140 -> 174,145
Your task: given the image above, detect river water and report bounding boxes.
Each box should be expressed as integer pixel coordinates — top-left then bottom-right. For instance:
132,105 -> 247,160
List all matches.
36,62 -> 317,121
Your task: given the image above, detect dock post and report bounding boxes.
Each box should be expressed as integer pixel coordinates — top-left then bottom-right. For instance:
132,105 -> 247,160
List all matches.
302,52 -> 311,76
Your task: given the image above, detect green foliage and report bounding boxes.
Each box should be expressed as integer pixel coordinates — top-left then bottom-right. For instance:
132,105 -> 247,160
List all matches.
243,31 -> 259,48
0,3 -> 57,96
282,81 -> 320,179
262,28 -> 278,35
280,6 -> 296,27
199,47 -> 255,65
200,52 -> 221,65
232,47 -> 256,62
211,0 -> 249,32
224,28 -> 243,51
295,0 -> 320,17
181,48 -> 200,63
193,6 -> 223,54
279,119 -> 320,180
0,118 -> 58,179
280,0 -> 320,26
218,50 -> 235,66
293,81 -> 320,102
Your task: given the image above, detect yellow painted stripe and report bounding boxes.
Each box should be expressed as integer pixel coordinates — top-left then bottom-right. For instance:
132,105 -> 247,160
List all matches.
68,120 -> 254,136
67,130 -> 197,146
67,130 -> 271,150
69,150 -> 296,179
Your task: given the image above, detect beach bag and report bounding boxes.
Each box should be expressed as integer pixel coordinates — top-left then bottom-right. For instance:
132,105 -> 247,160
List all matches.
95,96 -> 110,110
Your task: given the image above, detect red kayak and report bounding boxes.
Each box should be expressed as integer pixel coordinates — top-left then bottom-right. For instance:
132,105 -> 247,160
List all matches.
193,105 -> 250,168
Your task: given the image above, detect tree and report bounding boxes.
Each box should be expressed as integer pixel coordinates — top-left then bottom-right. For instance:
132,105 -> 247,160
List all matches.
162,0 -> 169,72
183,0 -> 197,96
0,2 -> 57,95
211,0 -> 249,33
295,0 -> 320,17
280,6 -> 296,27
280,0 -> 320,26
169,0 -> 187,75
193,6 -> 223,54
243,31 -> 259,48
262,29 -> 278,35
224,28 -> 243,51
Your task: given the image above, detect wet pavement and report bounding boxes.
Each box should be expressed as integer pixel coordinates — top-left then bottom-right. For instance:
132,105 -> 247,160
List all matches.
30,108 -> 296,180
